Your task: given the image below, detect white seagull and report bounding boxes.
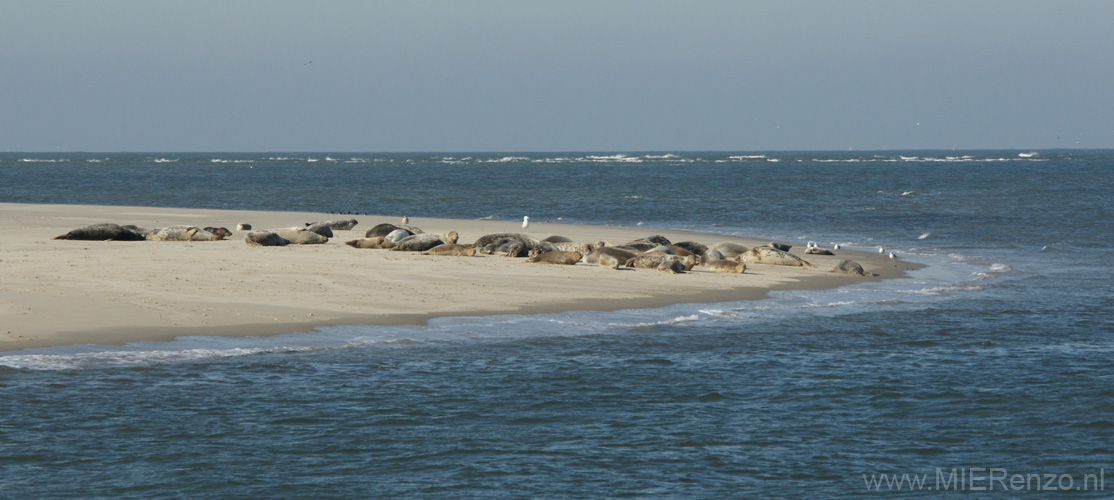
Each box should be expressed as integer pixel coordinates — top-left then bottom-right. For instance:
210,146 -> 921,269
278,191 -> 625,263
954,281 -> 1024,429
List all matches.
888,252 -> 896,260
833,243 -> 841,250
522,216 -> 530,232
401,215 -> 409,225
878,247 -> 885,254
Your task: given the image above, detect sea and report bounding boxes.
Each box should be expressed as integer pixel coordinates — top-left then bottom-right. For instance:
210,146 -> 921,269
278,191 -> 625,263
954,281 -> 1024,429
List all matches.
1,151 -> 1111,498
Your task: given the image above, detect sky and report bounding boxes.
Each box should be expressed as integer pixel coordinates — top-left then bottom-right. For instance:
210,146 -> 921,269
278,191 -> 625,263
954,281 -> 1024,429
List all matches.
2,1 -> 1112,152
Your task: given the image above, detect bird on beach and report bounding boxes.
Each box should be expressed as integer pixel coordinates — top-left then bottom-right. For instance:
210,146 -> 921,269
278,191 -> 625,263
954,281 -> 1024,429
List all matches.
888,252 -> 896,260
807,241 -> 817,249
522,216 -> 530,232
833,243 -> 841,250
402,215 -> 409,225
879,247 -> 885,254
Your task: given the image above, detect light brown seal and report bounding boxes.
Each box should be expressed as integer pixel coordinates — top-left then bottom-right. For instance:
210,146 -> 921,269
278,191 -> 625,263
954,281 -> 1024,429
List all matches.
424,244 -> 476,256
708,242 -> 749,258
391,231 -> 459,252
525,250 -> 583,265
345,237 -> 394,249
598,253 -> 620,270
307,219 -> 358,230
702,259 -> 746,274
625,254 -> 696,272
270,227 -> 329,245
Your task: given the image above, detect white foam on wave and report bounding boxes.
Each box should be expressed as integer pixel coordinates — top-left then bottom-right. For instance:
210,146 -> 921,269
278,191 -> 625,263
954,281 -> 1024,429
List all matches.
919,233 -> 931,240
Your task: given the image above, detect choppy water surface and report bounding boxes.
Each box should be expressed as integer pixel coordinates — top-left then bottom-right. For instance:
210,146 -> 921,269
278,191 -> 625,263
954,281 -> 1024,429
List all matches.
1,151 -> 1112,498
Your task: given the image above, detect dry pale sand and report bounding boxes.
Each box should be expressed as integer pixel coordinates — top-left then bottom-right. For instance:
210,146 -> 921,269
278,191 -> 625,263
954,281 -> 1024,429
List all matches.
0,203 -> 922,351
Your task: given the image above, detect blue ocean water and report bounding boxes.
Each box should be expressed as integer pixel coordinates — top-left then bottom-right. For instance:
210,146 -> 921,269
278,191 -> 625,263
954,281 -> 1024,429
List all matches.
1,151 -> 1112,498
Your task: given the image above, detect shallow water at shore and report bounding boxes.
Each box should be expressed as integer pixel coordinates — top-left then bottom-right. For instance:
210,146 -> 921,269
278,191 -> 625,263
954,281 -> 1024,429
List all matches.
2,151 -> 1112,497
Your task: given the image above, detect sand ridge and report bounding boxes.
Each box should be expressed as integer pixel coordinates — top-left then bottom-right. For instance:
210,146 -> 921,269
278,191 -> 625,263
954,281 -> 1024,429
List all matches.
0,203 -> 921,350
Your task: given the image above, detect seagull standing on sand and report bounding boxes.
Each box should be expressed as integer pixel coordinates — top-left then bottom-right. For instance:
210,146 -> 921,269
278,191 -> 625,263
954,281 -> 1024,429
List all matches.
833,243 -> 841,250
888,252 -> 896,260
522,216 -> 530,232
401,215 -> 409,225
879,247 -> 885,254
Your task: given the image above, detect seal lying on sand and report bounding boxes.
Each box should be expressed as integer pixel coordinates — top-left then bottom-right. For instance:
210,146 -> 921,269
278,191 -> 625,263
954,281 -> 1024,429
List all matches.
52,223 -> 145,241
543,235 -> 573,243
480,238 -> 528,257
473,233 -> 540,251
598,253 -> 620,270
385,229 -> 411,243
642,245 -> 676,256
244,231 -> 289,247
671,241 -> 709,256
236,223 -> 252,231
708,242 -> 749,258
805,246 -> 835,255
625,254 -> 697,272
743,247 -> 813,267
145,226 -> 225,242
769,242 -> 792,252
583,246 -> 637,265
423,243 -> 475,256
203,227 -> 232,240
832,259 -> 871,276
391,231 -> 459,252
305,223 -> 334,238
270,227 -> 329,244
657,260 -> 687,274
620,240 -> 658,252
365,223 -> 423,238
525,250 -> 582,265
345,236 -> 394,249
702,259 -> 746,274
307,219 -> 358,230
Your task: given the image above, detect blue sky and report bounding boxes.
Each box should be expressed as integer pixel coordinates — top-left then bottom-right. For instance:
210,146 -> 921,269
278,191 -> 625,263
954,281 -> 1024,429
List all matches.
2,1 -> 1111,151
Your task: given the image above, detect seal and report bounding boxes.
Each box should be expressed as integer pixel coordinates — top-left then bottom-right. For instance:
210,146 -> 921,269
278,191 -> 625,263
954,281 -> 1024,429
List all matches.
702,259 -> 746,274
307,219 -> 358,230
391,231 -> 459,252
473,233 -> 540,250
480,238 -> 528,257
642,235 -> 672,246
528,241 -> 559,257
345,236 -> 394,249
707,242 -> 749,258
203,227 -> 232,240
642,245 -> 676,256
365,223 -> 423,238
270,227 -> 329,244
832,259 -> 871,276
620,240 -> 658,252
583,246 -> 637,265
742,247 -> 813,267
703,249 -> 726,261
525,250 -> 583,265
52,223 -> 145,241
671,241 -> 709,256
598,253 -> 620,270
244,231 -> 289,247
236,223 -> 252,231
384,229 -> 411,243
656,260 -> 686,274
805,247 -> 835,255
423,243 -> 476,256
542,235 -> 573,243
145,225 -> 200,241
305,223 -> 334,238
625,254 -> 696,272
769,242 -> 792,252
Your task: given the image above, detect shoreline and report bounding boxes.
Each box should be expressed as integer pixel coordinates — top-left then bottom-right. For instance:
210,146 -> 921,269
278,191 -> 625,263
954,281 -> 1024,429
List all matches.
0,203 -> 922,351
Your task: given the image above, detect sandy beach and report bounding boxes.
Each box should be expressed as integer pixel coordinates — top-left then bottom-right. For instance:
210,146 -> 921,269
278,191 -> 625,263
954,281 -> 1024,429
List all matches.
0,203 -> 921,351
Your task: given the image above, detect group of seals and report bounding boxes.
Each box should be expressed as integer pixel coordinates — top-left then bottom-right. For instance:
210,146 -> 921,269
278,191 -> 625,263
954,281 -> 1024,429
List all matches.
52,223 -> 232,242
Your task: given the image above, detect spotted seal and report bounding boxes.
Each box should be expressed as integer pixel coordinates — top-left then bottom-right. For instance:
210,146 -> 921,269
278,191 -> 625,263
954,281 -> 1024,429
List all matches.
671,241 -> 709,256
480,238 -> 528,257
203,227 -> 232,240
473,233 -> 540,250
542,235 -> 573,243
742,247 -> 813,267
